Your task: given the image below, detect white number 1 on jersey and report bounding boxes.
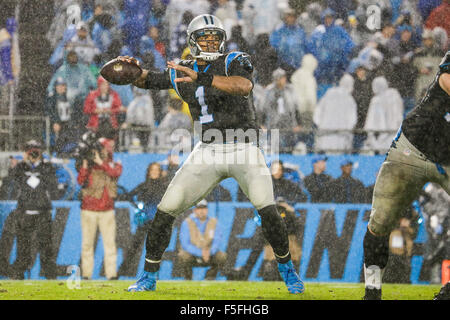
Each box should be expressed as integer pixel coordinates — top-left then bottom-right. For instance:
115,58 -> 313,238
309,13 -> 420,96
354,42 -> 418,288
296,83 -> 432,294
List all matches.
195,86 -> 213,124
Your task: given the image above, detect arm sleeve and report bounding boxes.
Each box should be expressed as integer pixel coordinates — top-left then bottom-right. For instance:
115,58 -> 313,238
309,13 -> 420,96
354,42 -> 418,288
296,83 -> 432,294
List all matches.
144,69 -> 172,90
180,220 -> 202,257
77,167 -> 90,186
100,161 -> 122,178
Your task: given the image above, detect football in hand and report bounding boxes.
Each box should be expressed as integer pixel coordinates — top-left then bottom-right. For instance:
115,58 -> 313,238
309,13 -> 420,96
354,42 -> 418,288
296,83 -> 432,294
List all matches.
100,58 -> 143,85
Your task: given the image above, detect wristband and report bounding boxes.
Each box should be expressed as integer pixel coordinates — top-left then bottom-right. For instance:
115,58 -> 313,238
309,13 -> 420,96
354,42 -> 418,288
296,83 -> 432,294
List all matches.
197,72 -> 214,87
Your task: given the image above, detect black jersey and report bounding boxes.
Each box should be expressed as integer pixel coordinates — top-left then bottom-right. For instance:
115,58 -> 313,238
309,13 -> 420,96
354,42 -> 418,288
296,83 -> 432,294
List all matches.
402,71 -> 450,165
145,52 -> 258,141
12,160 -> 57,211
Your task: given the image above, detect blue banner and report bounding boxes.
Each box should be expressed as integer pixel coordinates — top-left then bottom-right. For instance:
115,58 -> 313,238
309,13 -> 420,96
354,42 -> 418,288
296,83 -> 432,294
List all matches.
0,201 -> 427,283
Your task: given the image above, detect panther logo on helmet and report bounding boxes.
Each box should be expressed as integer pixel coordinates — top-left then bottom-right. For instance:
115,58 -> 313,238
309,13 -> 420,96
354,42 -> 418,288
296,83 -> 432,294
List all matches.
186,14 -> 227,61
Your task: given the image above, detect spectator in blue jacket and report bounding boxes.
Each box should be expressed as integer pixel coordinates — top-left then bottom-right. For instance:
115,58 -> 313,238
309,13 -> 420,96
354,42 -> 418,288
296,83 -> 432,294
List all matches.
177,200 -> 227,280
269,8 -> 308,79
121,0 -> 151,55
307,8 -> 355,98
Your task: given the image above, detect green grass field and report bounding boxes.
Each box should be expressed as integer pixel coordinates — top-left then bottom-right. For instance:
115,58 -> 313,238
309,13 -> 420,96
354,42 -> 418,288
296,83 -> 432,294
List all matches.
0,280 -> 442,300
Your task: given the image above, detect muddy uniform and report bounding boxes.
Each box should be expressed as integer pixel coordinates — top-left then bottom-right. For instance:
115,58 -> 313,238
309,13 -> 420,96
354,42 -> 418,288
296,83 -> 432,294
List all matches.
144,52 -> 276,216
369,70 -> 450,235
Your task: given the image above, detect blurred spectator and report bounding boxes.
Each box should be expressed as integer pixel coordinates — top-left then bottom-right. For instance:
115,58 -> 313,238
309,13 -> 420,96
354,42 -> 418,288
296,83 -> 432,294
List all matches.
0,155 -> 21,200
48,24 -> 78,69
270,160 -> 307,203
371,22 -> 400,83
128,162 -> 169,220
251,33 -> 279,86
237,160 -> 307,203
9,140 -> 58,279
47,50 -> 97,105
121,0 -> 151,55
161,152 -> 181,181
261,197 -> 302,281
138,29 -> 166,71
88,3 -> 115,53
269,8 -> 308,78
424,0 -> 450,40
213,0 -> 239,37
109,82 -> 133,126
313,73 -> 357,153
158,97 -> 192,150
363,76 -> 403,153
303,155 -> 333,203
148,0 -> 168,30
149,25 -> 166,58
226,24 -> 250,53
417,0 -> 442,22
351,63 -> 375,152
66,21 -> 101,65
46,0 -> 83,50
393,9 -> 422,47
259,68 -> 302,153
419,183 -> 450,284
290,54 -> 318,153
168,10 -> 194,61
140,51 -> 170,123
77,138 -> 122,280
330,159 -> 366,203
125,87 -> 155,152
165,0 -> 211,47
412,29 -> 445,102
384,207 -> 420,284
307,8 -> 355,98
298,2 -> 324,36
45,77 -> 85,155
118,161 -> 169,275
391,25 -> 418,115
240,0 -> 282,44
83,75 -> 122,140
431,26 -> 449,52
325,0 -> 357,20
177,199 -> 227,280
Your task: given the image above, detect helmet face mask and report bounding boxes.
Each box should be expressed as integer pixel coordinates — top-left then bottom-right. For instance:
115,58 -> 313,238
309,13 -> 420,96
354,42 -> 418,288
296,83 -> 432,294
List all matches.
187,15 -> 227,61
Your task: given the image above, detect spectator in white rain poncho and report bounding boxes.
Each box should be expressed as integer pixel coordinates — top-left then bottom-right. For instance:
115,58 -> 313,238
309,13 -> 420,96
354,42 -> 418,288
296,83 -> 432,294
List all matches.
363,76 -> 404,153
290,54 -> 318,153
313,73 -> 357,153
125,87 -> 155,152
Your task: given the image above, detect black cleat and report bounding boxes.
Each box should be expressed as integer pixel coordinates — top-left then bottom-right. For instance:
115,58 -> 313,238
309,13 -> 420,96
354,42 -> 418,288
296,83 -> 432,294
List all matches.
363,288 -> 382,300
433,282 -> 450,300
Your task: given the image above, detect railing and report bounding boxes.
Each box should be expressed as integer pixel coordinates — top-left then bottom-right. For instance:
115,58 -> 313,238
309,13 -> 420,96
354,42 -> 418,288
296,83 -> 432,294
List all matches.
0,114 -> 397,155
0,115 -> 51,152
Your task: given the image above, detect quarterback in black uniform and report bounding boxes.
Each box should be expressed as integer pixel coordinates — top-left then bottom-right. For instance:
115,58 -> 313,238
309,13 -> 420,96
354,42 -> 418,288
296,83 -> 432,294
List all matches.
124,14 -> 304,294
363,51 -> 450,300
10,140 -> 57,279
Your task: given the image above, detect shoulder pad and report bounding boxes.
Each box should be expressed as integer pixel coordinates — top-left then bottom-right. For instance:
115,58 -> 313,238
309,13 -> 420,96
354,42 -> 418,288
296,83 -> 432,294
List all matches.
224,51 -> 253,76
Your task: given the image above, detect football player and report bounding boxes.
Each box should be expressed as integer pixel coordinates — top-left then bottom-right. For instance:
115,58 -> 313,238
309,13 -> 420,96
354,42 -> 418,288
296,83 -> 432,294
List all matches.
123,14 -> 304,294
363,51 -> 450,300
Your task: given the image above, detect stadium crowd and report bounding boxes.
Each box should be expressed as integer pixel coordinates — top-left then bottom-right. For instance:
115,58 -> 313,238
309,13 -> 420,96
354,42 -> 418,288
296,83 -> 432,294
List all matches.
1,0 -> 447,155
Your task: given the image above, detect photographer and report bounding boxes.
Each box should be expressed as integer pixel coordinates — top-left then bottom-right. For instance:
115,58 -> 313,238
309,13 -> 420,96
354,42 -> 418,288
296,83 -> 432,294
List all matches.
10,140 -> 57,279
77,137 -> 122,280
